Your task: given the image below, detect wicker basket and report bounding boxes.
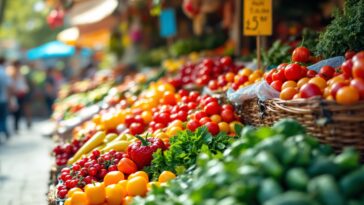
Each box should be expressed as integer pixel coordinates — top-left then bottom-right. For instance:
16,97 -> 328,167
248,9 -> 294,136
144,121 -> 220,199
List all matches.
237,97 -> 364,158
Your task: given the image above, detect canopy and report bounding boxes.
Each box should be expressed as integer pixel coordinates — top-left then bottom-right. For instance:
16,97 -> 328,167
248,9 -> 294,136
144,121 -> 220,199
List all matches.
27,41 -> 91,60
57,27 -> 111,48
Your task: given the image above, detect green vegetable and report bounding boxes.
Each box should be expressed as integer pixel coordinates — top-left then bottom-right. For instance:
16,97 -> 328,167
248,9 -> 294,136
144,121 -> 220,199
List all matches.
264,191 -> 318,205
316,0 -> 364,57
340,167 -> 364,197
258,178 -> 283,203
308,175 -> 344,205
286,168 -> 309,191
272,118 -> 306,137
261,40 -> 291,68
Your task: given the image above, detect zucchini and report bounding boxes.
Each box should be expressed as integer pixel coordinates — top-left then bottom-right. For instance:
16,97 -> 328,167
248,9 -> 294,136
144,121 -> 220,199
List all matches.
308,175 -> 344,205
339,167 -> 364,198
264,191 -> 318,205
258,178 -> 283,203
286,168 -> 309,191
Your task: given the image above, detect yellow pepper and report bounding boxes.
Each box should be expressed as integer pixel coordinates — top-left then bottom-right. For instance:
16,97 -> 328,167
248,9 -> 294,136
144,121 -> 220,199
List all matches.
84,182 -> 106,205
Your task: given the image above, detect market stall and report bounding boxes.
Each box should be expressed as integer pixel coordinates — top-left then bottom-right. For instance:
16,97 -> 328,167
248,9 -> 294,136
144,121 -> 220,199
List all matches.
42,0 -> 364,205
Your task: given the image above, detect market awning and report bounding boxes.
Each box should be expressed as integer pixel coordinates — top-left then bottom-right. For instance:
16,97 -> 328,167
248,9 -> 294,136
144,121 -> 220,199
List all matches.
27,41 -> 92,60
67,0 -> 118,25
57,27 -> 111,48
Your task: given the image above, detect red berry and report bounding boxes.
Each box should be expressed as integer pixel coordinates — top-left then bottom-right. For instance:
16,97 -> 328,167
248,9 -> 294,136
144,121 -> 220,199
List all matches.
206,122 -> 220,135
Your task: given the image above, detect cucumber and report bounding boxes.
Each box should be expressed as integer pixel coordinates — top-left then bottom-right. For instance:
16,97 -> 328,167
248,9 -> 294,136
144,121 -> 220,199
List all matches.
308,157 -> 341,177
307,175 -> 344,205
334,148 -> 360,172
264,191 -> 318,205
258,178 -> 283,203
286,168 -> 309,191
256,151 -> 283,179
339,167 -> 364,198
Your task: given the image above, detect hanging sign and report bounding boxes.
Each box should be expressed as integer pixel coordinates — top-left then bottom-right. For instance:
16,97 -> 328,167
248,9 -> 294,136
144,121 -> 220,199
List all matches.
160,8 -> 177,38
243,0 -> 272,36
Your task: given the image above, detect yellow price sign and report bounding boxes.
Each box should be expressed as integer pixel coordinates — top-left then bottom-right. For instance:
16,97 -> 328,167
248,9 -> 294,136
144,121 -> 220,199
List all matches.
243,0 -> 272,36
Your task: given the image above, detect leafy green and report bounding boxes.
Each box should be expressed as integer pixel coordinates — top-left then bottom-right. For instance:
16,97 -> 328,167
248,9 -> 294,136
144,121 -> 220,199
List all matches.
261,40 -> 291,68
316,0 -> 364,58
301,28 -> 320,53
144,127 -> 234,180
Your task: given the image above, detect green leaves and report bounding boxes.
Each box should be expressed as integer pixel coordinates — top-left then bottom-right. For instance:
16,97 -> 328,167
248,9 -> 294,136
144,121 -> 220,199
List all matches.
144,127 -> 233,180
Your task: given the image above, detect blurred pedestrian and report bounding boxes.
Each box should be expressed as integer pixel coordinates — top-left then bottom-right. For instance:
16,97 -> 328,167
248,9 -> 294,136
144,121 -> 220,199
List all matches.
0,57 -> 12,138
8,61 -> 29,133
44,68 -> 57,116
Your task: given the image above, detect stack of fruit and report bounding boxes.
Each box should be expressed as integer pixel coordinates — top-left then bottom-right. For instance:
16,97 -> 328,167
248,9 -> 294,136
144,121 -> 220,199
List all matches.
265,47 -> 364,105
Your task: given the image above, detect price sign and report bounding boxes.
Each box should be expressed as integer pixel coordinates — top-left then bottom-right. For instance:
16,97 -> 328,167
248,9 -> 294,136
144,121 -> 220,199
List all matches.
243,0 -> 272,36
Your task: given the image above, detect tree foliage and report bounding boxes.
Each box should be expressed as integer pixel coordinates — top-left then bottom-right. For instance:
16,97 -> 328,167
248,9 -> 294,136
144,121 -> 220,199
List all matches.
0,0 -> 63,48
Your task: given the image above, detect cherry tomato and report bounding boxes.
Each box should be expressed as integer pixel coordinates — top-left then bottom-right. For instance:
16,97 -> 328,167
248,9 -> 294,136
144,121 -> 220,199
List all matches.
353,59 -> 364,79
208,80 -> 219,90
330,82 -> 348,99
277,63 -> 288,70
199,117 -> 212,125
292,46 -> 310,63
271,80 -> 283,92
280,87 -> 298,100
300,83 -> 322,99
281,81 -> 297,90
204,102 -> 221,116
220,56 -> 233,67
272,69 -> 286,82
345,50 -> 356,60
341,60 -> 353,78
284,63 -> 302,81
222,104 -> 234,111
205,122 -> 220,135
319,65 -> 335,79
350,78 -> 364,99
336,86 -> 360,105
194,111 -> 207,121
129,122 -> 145,135
221,109 -> 235,123
187,120 -> 200,131
307,70 -> 317,78
309,76 -> 327,91
218,122 -> 230,133
57,189 -> 68,199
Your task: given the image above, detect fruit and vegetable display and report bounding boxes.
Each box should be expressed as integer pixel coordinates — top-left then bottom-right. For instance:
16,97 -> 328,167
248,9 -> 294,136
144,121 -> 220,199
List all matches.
133,119 -> 364,205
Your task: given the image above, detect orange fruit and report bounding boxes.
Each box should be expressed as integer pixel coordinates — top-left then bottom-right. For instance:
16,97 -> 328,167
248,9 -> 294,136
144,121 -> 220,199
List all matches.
158,171 -> 176,183
240,68 -> 253,76
293,93 -> 301,99
309,77 -> 327,91
210,115 -> 222,123
84,182 -> 106,205
71,191 -> 89,205
248,73 -> 260,82
166,126 -> 183,137
218,122 -> 230,133
328,76 -> 345,86
123,196 -> 134,205
117,158 -> 137,175
104,171 -> 125,186
225,72 -> 235,82
64,198 -> 71,205
280,87 -> 298,100
282,81 -> 297,90
297,77 -> 310,89
336,86 -> 360,105
161,92 -> 177,105
117,180 -> 128,193
105,184 -> 125,205
128,171 -> 149,182
126,176 -> 148,196
67,187 -> 83,198
141,111 -> 153,123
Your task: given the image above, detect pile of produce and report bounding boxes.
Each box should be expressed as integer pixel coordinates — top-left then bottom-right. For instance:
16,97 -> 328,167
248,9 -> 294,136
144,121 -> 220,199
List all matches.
134,119 -> 364,205
265,46 -> 364,105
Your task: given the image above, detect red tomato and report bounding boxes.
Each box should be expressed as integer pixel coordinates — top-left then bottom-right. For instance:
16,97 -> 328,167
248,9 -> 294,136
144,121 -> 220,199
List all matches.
277,63 -> 288,70
187,120 -> 200,132
231,83 -> 239,90
271,80 -> 283,92
265,69 -> 275,84
307,70 -> 317,78
272,69 -> 286,82
178,89 -> 189,97
319,66 -> 335,79
202,59 -> 214,69
199,117 -> 212,125
237,76 -> 249,85
222,104 -> 234,111
330,82 -> 348,99
300,66 -> 308,78
352,59 -> 364,79
208,80 -> 219,90
205,122 -> 220,135
341,60 -> 353,78
220,56 -> 233,67
194,111 -> 207,120
300,83 -> 322,98
345,51 -> 356,60
204,102 -> 221,116
129,123 -> 145,135
353,51 -> 364,62
284,63 -> 303,81
350,78 -> 364,99
221,109 -> 235,123
292,46 -> 310,63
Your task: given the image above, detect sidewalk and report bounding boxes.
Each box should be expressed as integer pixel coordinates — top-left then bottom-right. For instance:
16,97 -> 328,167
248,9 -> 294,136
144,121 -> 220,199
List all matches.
0,120 -> 53,205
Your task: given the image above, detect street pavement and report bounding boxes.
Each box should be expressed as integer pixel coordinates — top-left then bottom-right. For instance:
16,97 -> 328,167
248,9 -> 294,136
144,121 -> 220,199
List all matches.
0,120 -> 53,205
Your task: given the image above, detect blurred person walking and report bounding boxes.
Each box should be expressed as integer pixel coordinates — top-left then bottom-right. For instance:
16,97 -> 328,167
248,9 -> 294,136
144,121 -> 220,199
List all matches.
44,68 -> 57,116
8,61 -> 29,133
0,57 -> 12,138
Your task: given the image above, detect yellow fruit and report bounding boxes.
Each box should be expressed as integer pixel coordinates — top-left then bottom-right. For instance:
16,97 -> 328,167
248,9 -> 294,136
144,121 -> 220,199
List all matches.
67,187 -> 83,198
218,122 -> 230,133
210,115 -> 222,123
158,171 -> 176,183
126,176 -> 148,197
